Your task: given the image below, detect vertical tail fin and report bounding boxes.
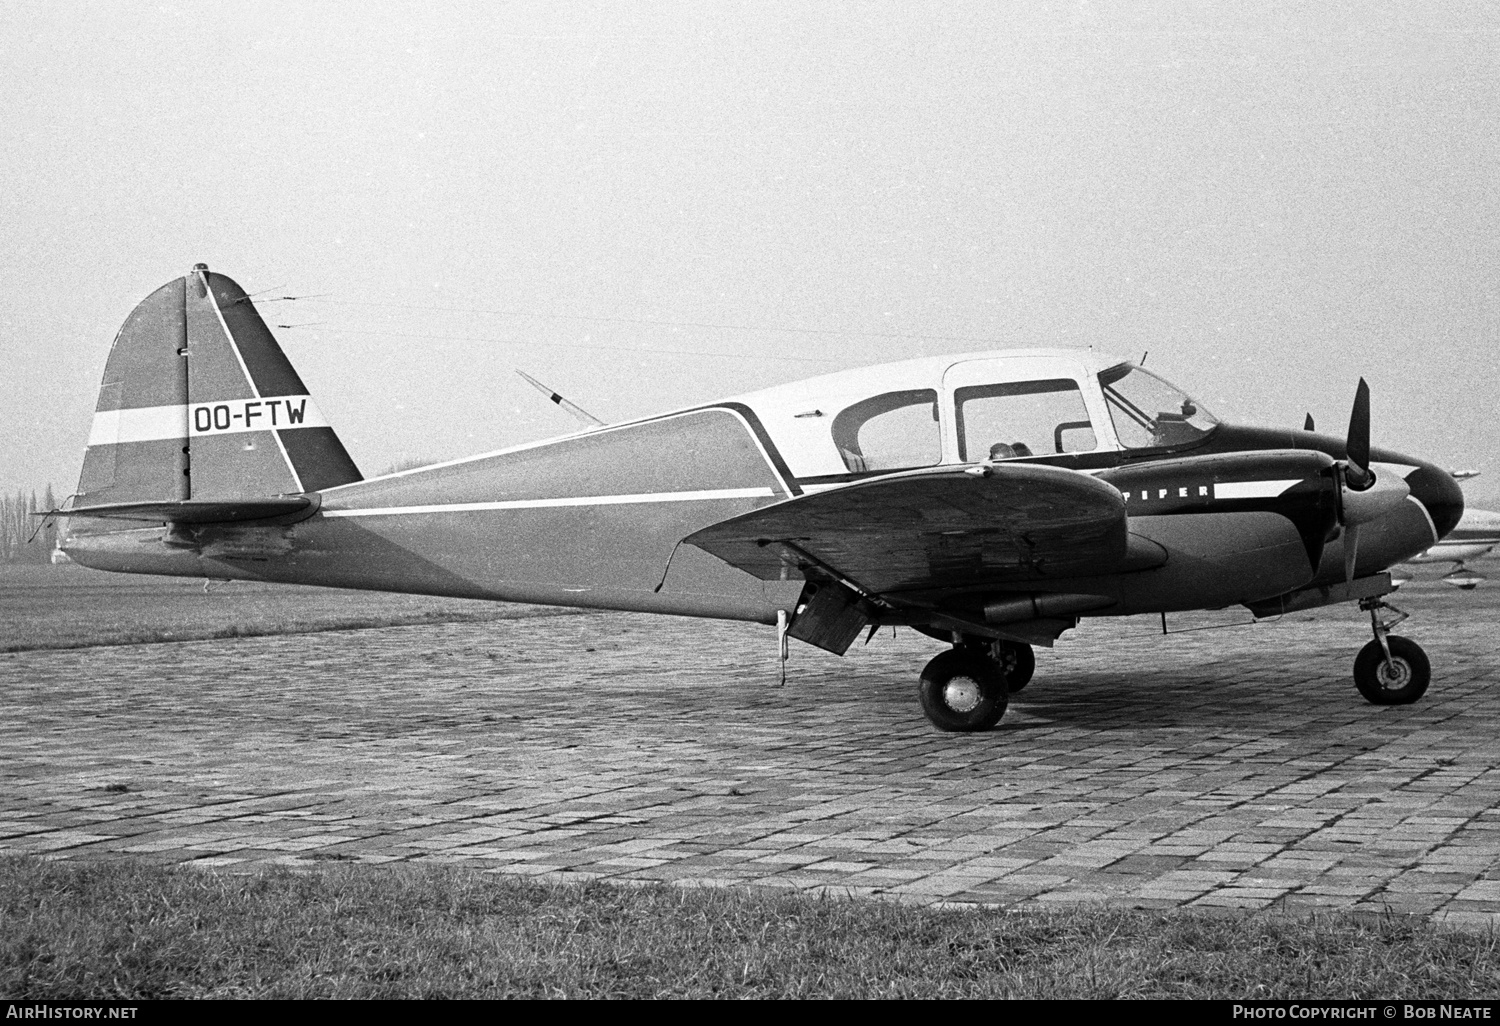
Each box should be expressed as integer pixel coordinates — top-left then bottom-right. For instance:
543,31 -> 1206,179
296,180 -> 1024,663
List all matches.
76,264 -> 361,512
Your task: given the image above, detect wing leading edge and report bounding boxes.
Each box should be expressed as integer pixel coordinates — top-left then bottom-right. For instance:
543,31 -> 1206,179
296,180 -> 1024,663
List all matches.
683,462 -> 1133,598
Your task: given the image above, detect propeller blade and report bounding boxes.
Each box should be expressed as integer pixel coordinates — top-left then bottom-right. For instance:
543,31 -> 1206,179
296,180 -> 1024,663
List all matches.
1345,378 -> 1371,488
1334,377 -> 1408,533
1303,413 -> 1315,431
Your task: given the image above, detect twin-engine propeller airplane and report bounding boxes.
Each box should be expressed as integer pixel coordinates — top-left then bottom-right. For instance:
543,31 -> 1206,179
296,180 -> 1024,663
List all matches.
59,265 -> 1465,732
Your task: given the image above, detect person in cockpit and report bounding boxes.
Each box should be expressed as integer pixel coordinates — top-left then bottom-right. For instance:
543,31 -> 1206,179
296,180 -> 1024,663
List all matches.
988,441 -> 1033,460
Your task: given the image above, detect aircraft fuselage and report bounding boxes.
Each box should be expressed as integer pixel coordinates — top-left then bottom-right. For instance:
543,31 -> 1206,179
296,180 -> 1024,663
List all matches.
66,398 -> 1461,632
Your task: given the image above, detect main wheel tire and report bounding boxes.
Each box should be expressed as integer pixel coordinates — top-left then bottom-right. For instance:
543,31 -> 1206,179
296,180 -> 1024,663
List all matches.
1354,635 -> 1430,705
994,641 -> 1036,693
918,649 -> 1008,732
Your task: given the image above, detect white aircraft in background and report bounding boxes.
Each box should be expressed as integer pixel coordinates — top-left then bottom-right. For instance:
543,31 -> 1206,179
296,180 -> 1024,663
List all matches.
1403,505 -> 1500,589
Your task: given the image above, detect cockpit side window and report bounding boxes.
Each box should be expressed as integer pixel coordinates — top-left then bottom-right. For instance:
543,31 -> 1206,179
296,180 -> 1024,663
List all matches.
830,389 -> 941,473
1098,363 -> 1218,451
955,379 -> 1096,461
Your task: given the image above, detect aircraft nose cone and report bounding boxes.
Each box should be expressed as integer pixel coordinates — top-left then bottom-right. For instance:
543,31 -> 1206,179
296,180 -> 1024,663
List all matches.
1405,463 -> 1465,539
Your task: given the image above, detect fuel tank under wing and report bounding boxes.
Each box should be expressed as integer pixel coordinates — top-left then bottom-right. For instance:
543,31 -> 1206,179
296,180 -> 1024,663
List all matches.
684,462 -> 1146,596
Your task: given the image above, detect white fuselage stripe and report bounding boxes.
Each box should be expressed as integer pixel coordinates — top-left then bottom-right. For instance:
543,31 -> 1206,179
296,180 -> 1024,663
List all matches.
321,487 -> 776,517
1213,479 -> 1302,499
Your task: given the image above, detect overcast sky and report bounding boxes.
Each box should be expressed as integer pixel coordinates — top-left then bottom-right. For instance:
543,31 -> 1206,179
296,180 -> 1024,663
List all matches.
3,1 -> 1497,505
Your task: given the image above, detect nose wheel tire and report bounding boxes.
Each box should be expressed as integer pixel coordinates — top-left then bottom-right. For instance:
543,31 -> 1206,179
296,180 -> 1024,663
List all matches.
918,649 -> 1008,732
1353,635 -> 1430,705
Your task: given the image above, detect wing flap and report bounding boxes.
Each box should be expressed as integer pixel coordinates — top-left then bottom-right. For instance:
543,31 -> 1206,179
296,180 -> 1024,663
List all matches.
685,463 -> 1129,595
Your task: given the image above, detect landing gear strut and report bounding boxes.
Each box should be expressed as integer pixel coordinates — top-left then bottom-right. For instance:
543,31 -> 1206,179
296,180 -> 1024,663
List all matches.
1353,597 -> 1429,705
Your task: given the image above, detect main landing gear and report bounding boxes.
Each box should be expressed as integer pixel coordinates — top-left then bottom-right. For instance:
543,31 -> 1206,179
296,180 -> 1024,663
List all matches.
1353,597 -> 1430,706
994,640 -> 1035,693
918,639 -> 1033,732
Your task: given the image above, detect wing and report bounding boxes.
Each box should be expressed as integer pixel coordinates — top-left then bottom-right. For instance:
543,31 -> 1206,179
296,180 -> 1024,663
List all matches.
684,463 -> 1130,597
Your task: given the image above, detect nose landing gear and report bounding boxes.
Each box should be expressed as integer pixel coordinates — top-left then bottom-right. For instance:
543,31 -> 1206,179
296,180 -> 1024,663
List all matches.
1353,597 -> 1430,705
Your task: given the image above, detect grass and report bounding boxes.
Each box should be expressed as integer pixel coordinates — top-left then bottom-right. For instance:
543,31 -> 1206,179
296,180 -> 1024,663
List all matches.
2,857 -> 1497,999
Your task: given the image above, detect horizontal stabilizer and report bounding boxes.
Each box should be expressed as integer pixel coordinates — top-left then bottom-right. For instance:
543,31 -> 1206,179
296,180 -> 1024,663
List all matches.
685,462 -> 1129,597
59,497 -> 314,524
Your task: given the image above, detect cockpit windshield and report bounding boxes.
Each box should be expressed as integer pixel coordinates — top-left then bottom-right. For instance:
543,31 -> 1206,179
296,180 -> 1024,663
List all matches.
1098,363 -> 1218,451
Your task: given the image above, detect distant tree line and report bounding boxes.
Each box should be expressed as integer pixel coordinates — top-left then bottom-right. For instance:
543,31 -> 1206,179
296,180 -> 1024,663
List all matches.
1,486 -> 58,562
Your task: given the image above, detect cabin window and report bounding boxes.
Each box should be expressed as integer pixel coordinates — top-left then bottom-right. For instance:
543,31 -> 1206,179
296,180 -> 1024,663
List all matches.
830,389 -> 941,472
955,379 -> 1096,461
